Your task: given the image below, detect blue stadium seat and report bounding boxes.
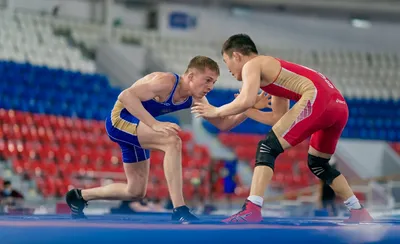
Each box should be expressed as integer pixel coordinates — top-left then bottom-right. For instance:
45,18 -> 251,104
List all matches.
157,115 -> 181,126
0,61 -> 125,122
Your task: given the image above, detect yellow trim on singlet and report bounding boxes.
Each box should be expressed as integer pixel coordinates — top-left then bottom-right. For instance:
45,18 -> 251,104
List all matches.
111,101 -> 137,135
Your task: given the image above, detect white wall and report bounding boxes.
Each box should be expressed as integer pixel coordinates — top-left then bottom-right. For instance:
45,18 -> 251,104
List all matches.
11,0 -> 102,21
10,0 -> 147,27
157,3 -> 272,43
245,10 -> 400,52
113,4 -> 146,28
157,3 -> 400,52
9,1 -> 400,52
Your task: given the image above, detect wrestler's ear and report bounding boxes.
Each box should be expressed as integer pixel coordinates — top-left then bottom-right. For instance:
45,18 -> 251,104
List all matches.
232,51 -> 242,62
187,70 -> 195,81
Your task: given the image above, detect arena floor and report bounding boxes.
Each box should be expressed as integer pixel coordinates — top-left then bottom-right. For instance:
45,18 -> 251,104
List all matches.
0,213 -> 399,243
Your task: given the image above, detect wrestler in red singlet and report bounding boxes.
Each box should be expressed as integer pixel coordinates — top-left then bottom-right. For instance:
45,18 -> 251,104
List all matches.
262,58 -> 348,154
192,34 -> 373,224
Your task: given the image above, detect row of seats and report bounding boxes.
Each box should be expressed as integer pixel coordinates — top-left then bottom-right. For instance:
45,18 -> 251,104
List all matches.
37,12 -> 396,70
0,11 -> 96,73
217,133 -> 373,203
149,37 -> 400,92
141,32 -> 400,99
0,108 -> 211,198
218,134 -> 319,190
115,26 -> 398,67
15,11 -> 104,52
0,61 -> 115,120
155,49 -> 400,96
0,61 -> 184,122
0,57 -> 213,199
13,11 -> 399,100
203,89 -> 400,142
28,10 -> 399,99
10,11 -> 400,78
3,11 -> 398,200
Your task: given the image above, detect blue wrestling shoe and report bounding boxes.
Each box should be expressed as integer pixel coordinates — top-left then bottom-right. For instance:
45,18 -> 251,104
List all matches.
171,206 -> 199,222
66,189 -> 88,219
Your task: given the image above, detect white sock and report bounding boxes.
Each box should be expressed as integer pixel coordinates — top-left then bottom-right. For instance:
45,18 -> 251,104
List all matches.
344,195 -> 362,210
247,195 -> 263,206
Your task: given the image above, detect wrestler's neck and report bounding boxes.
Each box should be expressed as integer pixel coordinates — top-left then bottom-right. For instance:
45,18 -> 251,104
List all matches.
175,75 -> 192,98
241,54 -> 258,66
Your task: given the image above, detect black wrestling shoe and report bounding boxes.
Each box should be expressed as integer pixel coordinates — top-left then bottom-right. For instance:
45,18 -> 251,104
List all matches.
65,189 -> 88,219
171,206 -> 199,222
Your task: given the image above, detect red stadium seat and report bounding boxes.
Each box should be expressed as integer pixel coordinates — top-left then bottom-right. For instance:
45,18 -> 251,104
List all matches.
354,192 -> 366,203
0,139 -> 6,159
150,150 -> 164,166
235,146 -> 255,161
64,117 -> 74,131
12,159 -> 25,175
178,130 -> 193,142
275,161 -> 292,173
1,123 -> 12,140
44,162 -> 58,176
219,133 -> 263,148
3,110 -> 16,124
14,111 -> 26,124
391,143 -> 400,155
26,126 -> 38,141
218,133 -> 236,147
74,119 -> 84,131
0,109 -> 7,123
286,148 -> 299,160
2,110 -> 220,200
4,140 -> 18,159
58,163 -> 79,178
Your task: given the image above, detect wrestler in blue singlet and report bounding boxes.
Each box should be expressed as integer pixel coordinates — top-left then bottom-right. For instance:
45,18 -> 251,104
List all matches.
105,73 -> 192,163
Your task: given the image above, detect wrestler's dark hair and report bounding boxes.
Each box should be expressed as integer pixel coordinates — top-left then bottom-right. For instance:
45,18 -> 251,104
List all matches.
221,34 -> 258,57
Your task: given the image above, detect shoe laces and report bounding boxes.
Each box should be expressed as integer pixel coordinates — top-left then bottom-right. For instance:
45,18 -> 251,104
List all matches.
230,200 -> 249,218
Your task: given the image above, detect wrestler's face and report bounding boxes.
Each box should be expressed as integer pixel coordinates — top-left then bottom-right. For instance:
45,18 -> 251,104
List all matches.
189,68 -> 218,99
223,52 -> 244,81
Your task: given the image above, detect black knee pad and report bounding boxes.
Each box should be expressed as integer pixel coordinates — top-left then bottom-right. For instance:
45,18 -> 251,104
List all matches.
308,154 -> 341,185
255,130 -> 284,171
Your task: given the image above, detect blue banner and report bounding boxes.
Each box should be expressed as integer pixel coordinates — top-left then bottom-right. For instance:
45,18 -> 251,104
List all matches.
169,11 -> 197,29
